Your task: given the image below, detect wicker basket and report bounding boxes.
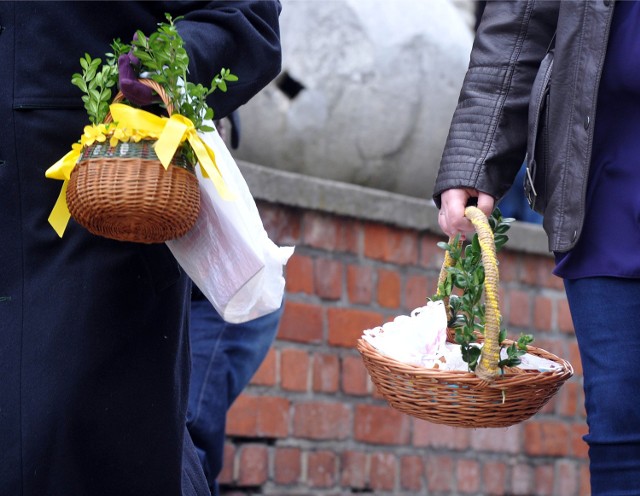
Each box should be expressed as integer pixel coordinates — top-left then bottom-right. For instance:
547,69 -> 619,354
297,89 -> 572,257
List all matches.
357,207 -> 573,428
66,79 -> 200,244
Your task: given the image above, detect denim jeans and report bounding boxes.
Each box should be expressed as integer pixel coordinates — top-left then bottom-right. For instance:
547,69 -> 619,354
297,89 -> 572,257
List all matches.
564,277 -> 640,495
187,299 -> 282,495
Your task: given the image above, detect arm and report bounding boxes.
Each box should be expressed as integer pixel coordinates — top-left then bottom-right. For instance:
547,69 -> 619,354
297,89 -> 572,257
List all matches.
434,0 -> 558,237
173,0 -> 282,118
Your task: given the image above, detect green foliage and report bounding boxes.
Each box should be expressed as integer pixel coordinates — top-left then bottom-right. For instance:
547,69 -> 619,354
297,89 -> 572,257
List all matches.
498,332 -> 534,369
131,13 -> 237,131
432,208 -> 523,373
71,13 -> 237,133
71,39 -> 130,124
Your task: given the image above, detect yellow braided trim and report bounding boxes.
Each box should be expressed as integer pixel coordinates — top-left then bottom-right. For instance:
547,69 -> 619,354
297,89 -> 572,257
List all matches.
465,207 -> 501,381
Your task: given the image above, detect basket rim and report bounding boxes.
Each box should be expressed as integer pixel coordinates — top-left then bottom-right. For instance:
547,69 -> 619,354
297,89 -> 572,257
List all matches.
356,335 -> 574,387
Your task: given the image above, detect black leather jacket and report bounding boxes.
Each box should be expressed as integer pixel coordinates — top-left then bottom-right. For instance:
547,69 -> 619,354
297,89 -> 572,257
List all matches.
433,0 -> 615,252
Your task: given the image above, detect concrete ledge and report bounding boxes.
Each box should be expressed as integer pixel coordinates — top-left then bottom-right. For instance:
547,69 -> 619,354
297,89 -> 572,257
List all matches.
238,161 -> 551,257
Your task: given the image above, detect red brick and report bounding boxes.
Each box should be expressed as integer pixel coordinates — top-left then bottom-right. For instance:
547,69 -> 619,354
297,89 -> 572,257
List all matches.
556,460 -> 579,496
341,355 -> 370,396
370,452 -> 396,491
534,464 -> 555,496
483,461 -> 507,496
376,269 -> 401,309
258,202 -> 301,245
226,395 -> 289,438
419,232 -> 447,269
425,454 -> 454,492
278,301 -> 324,344
511,463 -> 534,495
364,223 -> 418,265
307,451 -> 337,488
404,273 -> 431,311
456,459 -> 481,494
340,450 -> 367,489
557,381 -> 580,417
569,341 -> 583,377
281,348 -> 309,392
354,404 -> 410,445
218,443 -> 235,484
274,447 -> 301,485
312,352 -> 339,393
497,250 -> 520,283
469,425 -> 521,454
534,295 -> 553,332
572,423 -> 589,459
580,462 -> 591,496
314,258 -> 343,300
250,348 -> 277,386
302,212 -> 339,251
346,264 -> 374,305
336,217 -> 361,254
285,254 -> 314,294
557,297 -> 575,333
413,420 -> 471,450
508,289 -> 531,328
521,254 -> 560,289
524,421 -> 571,456
293,401 -> 351,440
237,444 -> 268,486
327,307 -> 384,348
400,455 -> 424,491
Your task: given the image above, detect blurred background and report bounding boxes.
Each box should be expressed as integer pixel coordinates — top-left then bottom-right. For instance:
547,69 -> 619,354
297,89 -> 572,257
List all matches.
221,1 -> 584,494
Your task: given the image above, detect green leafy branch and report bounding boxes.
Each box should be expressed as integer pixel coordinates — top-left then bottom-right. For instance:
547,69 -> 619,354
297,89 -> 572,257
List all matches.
131,13 -> 238,132
71,39 -> 130,124
432,208 -> 531,373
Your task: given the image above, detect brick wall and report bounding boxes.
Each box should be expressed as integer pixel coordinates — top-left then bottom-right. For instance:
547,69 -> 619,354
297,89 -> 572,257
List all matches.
217,165 -> 588,496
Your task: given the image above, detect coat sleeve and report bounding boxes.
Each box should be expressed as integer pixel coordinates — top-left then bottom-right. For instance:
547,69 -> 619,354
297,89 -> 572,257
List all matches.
432,0 -> 558,205
172,1 -> 282,119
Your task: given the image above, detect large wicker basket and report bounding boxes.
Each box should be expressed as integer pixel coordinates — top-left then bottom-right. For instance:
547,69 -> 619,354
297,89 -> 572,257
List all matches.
357,207 -> 573,428
66,79 -> 200,244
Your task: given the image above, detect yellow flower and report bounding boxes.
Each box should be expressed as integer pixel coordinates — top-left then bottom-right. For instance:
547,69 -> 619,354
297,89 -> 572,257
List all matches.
81,124 -> 108,146
109,126 -> 134,147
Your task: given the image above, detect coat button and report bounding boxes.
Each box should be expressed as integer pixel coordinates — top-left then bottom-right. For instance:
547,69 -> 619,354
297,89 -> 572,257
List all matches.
584,115 -> 591,130
572,230 -> 578,242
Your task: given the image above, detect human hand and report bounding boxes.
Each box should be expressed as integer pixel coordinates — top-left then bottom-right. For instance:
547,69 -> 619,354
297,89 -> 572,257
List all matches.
117,52 -> 155,107
438,188 -> 495,240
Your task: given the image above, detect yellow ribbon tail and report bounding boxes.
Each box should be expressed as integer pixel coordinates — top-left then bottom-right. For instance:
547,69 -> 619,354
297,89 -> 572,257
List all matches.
48,180 -> 71,238
188,135 -> 234,201
154,116 -> 188,169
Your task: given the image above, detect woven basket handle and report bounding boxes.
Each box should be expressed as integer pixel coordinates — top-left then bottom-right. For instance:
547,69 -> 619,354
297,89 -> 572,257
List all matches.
104,79 -> 174,124
436,206 -> 501,382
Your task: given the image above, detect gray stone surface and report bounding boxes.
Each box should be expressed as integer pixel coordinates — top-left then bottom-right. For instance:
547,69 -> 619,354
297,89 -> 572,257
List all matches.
238,160 -> 551,257
234,0 -> 475,200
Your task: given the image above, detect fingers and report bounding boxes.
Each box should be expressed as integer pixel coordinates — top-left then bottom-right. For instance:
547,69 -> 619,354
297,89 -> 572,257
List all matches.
476,192 -> 495,219
439,189 -> 473,240
438,188 -> 495,240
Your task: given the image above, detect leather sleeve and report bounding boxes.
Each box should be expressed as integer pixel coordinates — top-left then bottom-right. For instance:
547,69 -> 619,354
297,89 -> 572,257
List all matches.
433,0 -> 558,205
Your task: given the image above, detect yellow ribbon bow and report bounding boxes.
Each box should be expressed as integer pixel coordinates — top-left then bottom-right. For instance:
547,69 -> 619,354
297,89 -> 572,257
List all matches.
45,103 -> 231,237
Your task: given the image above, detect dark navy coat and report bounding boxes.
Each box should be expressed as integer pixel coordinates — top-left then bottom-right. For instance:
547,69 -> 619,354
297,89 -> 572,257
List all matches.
0,2 -> 281,495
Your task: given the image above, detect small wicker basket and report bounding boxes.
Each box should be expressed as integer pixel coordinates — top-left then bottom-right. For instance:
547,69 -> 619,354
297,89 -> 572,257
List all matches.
66,79 -> 200,244
357,207 -> 573,428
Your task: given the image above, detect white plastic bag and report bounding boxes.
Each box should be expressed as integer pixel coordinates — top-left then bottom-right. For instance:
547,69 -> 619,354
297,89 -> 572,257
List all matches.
166,125 -> 294,323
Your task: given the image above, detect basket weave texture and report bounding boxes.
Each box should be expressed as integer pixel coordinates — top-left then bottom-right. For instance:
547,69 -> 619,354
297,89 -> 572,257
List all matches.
66,79 -> 200,244
357,207 -> 573,428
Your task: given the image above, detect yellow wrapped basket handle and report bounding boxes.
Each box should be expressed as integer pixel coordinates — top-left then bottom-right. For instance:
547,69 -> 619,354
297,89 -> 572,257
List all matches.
436,206 -> 501,382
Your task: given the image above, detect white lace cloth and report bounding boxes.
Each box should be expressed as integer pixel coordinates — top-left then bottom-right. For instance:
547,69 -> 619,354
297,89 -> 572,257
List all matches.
361,301 -> 562,372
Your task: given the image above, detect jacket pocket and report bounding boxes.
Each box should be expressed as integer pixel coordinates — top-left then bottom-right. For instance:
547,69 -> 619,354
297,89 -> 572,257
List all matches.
524,49 -> 554,214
